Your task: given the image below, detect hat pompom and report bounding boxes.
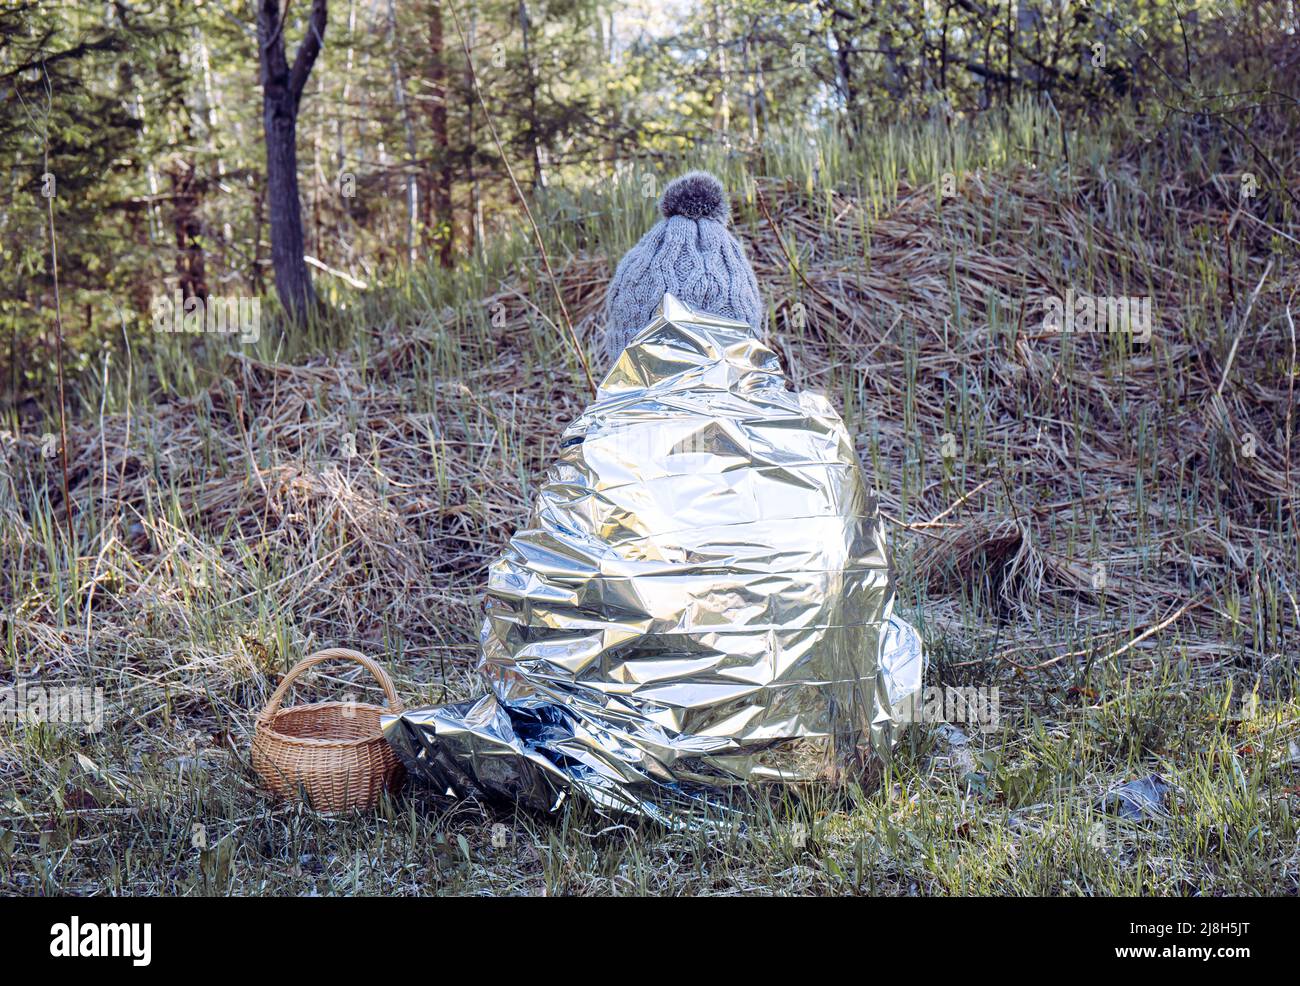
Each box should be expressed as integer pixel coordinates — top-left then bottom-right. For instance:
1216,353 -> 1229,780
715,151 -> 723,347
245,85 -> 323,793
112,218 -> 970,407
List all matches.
660,171 -> 729,223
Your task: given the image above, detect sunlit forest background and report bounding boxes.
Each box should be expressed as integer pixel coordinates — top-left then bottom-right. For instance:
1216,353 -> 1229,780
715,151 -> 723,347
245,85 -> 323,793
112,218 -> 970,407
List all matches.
3,0 -> 1294,407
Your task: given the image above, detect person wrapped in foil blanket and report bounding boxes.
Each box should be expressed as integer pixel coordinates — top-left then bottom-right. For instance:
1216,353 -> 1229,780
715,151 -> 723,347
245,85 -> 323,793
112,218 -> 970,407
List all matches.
383,173 -> 923,822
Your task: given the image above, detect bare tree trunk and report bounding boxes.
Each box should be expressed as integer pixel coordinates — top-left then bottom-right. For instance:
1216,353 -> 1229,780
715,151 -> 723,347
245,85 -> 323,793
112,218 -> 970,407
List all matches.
980,15 -> 994,109
168,159 -> 207,299
428,0 -> 454,267
336,0 -> 355,174
1005,0 -> 1014,104
753,17 -> 768,142
466,2 -> 484,258
710,3 -> 730,141
257,0 -> 327,322
384,0 -> 419,265
251,179 -> 267,296
741,28 -> 757,144
518,0 -> 545,190
162,32 -> 207,300
822,1 -> 857,143
939,0 -> 951,93
195,22 -> 234,249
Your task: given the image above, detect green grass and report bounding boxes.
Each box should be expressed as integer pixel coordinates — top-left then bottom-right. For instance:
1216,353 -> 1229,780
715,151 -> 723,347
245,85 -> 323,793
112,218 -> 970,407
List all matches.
2,95 -> 1298,895
4,676 -> 1295,895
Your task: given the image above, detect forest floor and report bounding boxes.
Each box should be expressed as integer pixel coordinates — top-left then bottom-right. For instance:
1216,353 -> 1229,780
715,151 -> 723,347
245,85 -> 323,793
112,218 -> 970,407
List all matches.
2,107 -> 1299,895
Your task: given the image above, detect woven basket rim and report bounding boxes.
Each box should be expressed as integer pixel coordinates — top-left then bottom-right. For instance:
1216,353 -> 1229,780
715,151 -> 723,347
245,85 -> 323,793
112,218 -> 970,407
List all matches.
255,699 -> 397,750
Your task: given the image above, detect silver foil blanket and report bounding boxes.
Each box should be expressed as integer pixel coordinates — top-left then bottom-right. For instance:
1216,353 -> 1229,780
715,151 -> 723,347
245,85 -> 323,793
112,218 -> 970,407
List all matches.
384,293 -> 923,820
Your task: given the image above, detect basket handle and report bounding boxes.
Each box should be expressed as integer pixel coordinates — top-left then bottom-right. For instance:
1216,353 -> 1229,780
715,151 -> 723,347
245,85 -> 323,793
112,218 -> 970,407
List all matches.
261,648 -> 403,719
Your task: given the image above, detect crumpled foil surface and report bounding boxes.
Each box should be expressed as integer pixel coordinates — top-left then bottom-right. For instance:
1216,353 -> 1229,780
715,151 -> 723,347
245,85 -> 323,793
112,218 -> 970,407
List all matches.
384,293 -> 923,821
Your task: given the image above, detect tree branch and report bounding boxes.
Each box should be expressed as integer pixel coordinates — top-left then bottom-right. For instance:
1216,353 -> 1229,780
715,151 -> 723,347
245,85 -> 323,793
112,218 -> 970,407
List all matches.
289,0 -> 328,102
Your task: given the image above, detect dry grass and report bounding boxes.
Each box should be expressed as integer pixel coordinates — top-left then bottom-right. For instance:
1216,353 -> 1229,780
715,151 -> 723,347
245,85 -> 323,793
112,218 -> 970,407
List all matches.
2,117 -> 1299,895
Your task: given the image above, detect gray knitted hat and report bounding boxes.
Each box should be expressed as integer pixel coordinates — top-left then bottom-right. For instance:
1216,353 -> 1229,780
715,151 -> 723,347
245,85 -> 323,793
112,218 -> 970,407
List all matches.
602,171 -> 763,362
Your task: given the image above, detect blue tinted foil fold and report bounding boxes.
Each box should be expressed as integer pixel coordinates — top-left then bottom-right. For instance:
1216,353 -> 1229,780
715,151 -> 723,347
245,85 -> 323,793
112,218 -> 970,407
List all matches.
383,293 -> 923,820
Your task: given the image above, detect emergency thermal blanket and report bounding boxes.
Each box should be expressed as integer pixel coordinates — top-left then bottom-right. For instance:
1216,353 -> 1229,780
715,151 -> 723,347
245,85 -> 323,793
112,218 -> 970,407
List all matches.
383,294 -> 923,820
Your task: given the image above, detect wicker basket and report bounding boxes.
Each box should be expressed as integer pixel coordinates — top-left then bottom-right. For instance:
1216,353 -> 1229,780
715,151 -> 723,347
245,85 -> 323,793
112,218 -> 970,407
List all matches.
252,648 -> 405,812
